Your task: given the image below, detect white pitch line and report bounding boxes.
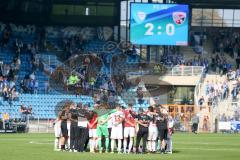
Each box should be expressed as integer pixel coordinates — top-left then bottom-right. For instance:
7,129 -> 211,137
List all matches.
175,142 -> 240,146
29,140 -> 54,145
176,147 -> 239,151
0,139 -> 52,141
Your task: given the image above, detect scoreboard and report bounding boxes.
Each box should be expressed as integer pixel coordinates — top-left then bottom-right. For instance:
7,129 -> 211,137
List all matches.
130,3 -> 189,46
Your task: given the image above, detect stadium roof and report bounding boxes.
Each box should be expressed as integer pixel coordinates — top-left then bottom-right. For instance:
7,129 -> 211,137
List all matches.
173,0 -> 240,9
0,0 -> 121,26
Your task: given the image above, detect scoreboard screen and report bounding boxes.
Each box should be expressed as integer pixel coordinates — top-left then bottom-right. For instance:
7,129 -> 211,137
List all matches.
130,3 -> 189,46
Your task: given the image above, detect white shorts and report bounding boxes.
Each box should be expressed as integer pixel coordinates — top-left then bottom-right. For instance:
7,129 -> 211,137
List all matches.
89,129 -> 98,138
67,121 -> 71,137
54,121 -> 62,137
54,127 -> 61,138
111,126 -> 123,139
148,127 -> 158,141
124,127 -> 135,138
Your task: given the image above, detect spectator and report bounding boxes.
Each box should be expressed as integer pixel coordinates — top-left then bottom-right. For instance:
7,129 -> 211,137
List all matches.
34,80 -> 39,94
29,79 -> 35,94
68,73 -> 79,86
192,114 -> 199,134
29,72 -> 36,80
20,105 -> 32,122
44,80 -> 50,94
198,96 -> 204,106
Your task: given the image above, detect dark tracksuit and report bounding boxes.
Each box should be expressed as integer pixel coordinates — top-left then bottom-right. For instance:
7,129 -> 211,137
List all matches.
70,108 -> 79,150
77,109 -> 89,152
135,113 -> 151,153
156,114 -> 168,141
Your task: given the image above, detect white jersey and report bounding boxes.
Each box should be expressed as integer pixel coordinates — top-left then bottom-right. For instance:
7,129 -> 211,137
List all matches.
147,113 -> 157,130
111,111 -> 124,128
149,121 -> 158,130
108,113 -> 114,128
168,120 -> 174,128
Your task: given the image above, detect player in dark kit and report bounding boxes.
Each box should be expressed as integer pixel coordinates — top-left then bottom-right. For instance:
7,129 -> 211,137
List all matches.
156,107 -> 168,154
60,109 -> 69,151
134,107 -> 151,154
69,103 -> 79,152
77,105 -> 90,152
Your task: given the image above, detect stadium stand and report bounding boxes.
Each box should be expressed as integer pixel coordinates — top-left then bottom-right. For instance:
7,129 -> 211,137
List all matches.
0,18 -> 239,133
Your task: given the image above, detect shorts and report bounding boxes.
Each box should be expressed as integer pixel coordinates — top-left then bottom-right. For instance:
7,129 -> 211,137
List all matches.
67,121 -> 71,137
148,127 -> 158,140
61,121 -> 68,137
124,127 -> 135,138
97,126 -> 109,137
89,129 -> 98,138
54,127 -> 61,138
111,126 -> 123,139
159,129 -> 168,141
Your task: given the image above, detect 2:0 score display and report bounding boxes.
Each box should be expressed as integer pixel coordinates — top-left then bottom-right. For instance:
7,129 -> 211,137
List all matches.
144,23 -> 175,36
130,3 -> 189,46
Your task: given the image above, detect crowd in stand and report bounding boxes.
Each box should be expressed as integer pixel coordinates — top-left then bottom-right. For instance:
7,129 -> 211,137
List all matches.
211,29 -> 240,58
202,80 -> 229,106
0,56 -> 20,104
160,48 -> 236,76
1,22 -> 240,108
20,72 -> 39,94
210,54 -> 232,74
0,22 -> 45,95
19,105 -> 33,122
160,48 -> 209,72
220,110 -> 240,122
201,68 -> 240,106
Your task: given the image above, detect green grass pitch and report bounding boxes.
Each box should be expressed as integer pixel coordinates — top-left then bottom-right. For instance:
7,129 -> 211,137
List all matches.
0,133 -> 239,160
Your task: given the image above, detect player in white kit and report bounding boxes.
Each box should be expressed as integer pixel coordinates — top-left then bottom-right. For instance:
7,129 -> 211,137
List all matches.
110,105 -> 125,153
147,106 -> 158,153
166,115 -> 174,154
54,113 -> 62,151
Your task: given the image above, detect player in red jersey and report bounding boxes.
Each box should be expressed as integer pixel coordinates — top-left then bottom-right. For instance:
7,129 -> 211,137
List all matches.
123,104 -> 136,154
88,111 -> 98,153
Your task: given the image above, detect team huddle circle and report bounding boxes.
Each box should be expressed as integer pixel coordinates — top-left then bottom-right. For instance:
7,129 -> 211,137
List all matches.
54,102 -> 174,154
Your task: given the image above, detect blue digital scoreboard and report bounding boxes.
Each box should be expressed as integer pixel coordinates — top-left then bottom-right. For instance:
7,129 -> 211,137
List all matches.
130,3 -> 189,46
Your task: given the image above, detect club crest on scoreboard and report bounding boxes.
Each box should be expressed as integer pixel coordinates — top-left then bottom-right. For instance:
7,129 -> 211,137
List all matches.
172,12 -> 186,25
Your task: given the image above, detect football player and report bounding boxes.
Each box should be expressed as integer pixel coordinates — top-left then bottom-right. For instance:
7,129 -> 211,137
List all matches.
110,105 -> 125,154
88,111 -> 98,153
147,106 -> 158,153
123,104 -> 136,154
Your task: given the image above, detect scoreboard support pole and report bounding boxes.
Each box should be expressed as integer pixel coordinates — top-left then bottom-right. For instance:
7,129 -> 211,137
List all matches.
147,46 -> 151,63
146,0 -> 153,63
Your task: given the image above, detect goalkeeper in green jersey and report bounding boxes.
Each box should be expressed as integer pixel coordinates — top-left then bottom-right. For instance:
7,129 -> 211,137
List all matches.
94,105 -> 116,153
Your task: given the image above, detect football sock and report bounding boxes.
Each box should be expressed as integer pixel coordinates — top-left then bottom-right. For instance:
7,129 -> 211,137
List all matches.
147,141 -> 152,152
152,141 -> 156,152
123,138 -> 127,152
98,138 -> 102,151
54,138 -> 59,150
105,137 -> 109,152
128,138 -> 133,153
117,139 -> 122,152
111,139 -> 115,152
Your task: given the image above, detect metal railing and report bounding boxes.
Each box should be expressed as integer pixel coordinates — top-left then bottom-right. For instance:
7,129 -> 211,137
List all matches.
169,66 -> 204,76
194,70 -> 206,106
127,66 -> 205,78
